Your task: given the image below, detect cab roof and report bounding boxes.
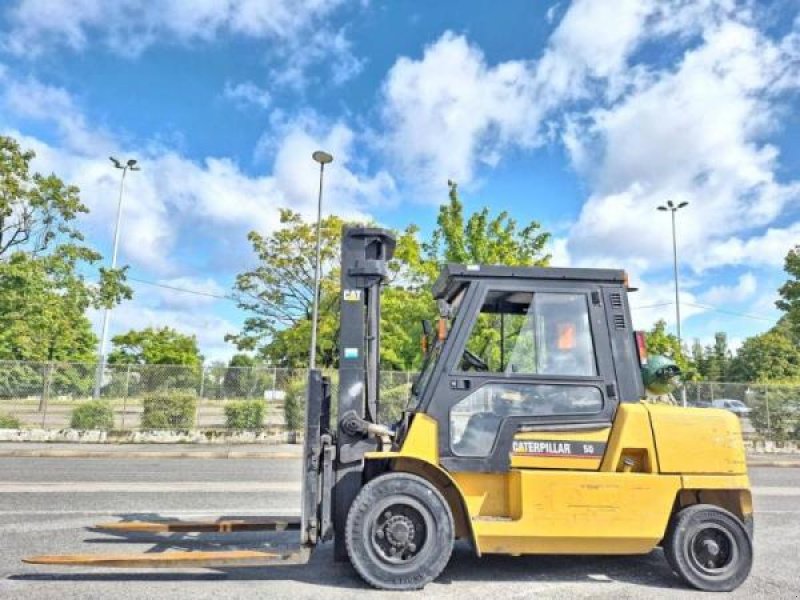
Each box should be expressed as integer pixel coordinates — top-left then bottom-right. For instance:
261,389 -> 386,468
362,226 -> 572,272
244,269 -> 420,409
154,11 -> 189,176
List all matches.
432,264 -> 627,300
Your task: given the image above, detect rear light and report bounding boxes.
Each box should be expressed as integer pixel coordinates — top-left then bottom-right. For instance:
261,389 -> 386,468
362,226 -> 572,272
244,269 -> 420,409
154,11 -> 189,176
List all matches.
634,330 -> 648,366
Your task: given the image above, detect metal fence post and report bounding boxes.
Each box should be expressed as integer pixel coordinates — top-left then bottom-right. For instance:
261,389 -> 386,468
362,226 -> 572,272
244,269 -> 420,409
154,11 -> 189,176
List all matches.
272,367 -> 278,402
40,362 -> 53,428
199,365 -> 206,400
121,364 -> 132,430
764,384 -> 771,437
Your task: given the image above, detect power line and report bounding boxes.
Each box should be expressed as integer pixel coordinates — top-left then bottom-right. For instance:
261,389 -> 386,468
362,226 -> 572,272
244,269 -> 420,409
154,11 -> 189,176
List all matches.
121,278 -> 777,323
633,300 -> 774,322
126,277 -> 237,302
683,301 -> 775,323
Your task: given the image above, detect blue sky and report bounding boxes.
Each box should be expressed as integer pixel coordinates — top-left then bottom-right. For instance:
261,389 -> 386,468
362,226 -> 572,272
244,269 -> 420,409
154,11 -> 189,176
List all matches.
1,0 -> 798,361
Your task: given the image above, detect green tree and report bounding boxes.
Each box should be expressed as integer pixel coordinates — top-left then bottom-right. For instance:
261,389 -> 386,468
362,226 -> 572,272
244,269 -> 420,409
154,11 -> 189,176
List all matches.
223,353 -> 269,398
0,136 -> 131,362
776,245 -> 800,343
109,327 -> 202,366
424,180 -> 551,271
229,181 -> 552,370
227,210 -> 344,368
695,332 -> 732,381
109,327 -> 203,393
730,330 -> 800,382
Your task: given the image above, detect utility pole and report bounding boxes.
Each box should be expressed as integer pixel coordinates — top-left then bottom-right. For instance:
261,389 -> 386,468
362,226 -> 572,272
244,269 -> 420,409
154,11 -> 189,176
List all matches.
657,200 -> 689,406
309,150 -> 333,370
94,157 -> 140,398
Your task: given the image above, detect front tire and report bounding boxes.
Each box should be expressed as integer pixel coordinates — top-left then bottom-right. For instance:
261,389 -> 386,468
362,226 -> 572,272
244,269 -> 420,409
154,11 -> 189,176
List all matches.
663,504 -> 753,592
345,472 -> 454,590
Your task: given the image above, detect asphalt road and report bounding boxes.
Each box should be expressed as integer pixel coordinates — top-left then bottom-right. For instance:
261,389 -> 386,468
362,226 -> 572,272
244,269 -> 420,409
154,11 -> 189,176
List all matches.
0,457 -> 798,599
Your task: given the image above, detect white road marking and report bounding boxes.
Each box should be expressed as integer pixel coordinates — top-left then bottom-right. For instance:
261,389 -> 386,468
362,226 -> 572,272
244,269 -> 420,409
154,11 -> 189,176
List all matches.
0,509 -> 300,516
0,482 -> 795,495
0,481 -> 301,493
752,486 -> 800,497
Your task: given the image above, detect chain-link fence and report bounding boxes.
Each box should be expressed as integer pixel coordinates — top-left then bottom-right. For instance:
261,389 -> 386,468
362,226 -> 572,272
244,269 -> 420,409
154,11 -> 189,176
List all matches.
0,360 -> 797,439
678,381 -> 800,442
0,361 -> 418,431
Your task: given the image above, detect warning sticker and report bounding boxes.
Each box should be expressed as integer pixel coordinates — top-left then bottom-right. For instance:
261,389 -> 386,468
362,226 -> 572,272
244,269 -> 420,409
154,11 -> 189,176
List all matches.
343,289 -> 361,302
512,440 -> 605,458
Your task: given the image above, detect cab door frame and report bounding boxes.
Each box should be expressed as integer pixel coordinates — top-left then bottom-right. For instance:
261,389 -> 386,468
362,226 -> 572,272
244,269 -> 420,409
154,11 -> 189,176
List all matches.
419,278 -> 621,473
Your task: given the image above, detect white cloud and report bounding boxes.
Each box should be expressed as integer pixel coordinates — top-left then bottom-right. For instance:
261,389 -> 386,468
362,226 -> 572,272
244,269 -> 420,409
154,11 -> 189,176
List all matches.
223,81 -> 271,110
378,1 -> 736,196
564,14 -> 800,274
150,276 -> 228,309
629,277 -> 707,331
1,71 -> 394,357
1,71 -> 394,274
700,273 -> 757,305
3,0 -> 362,96
381,32 -> 541,197
269,27 -> 365,90
88,301 -> 239,362
3,0 -> 348,57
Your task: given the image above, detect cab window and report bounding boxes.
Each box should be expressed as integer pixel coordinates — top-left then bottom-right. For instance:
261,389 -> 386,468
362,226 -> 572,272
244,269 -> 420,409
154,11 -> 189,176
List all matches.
458,290 -> 596,377
450,383 -> 603,456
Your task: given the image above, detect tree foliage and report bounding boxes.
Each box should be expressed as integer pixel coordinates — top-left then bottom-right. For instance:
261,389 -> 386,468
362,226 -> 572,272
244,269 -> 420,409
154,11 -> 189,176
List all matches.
776,245 -> 800,343
730,330 -> 800,383
109,327 -> 202,366
227,210 -> 343,367
0,136 -> 132,362
229,181 -> 552,370
424,180 -> 551,268
691,332 -> 732,381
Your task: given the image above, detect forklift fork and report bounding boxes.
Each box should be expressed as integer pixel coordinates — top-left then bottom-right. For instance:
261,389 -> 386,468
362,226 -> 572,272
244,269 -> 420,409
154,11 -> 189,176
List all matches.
24,370 -> 335,569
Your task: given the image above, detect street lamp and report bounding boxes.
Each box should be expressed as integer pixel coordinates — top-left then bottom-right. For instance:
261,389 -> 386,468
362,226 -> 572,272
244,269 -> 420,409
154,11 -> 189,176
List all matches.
657,199 -> 689,406
93,156 -> 140,398
309,150 -> 333,370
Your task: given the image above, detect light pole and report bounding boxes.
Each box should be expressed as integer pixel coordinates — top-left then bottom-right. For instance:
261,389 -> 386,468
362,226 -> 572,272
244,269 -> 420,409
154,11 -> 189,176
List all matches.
309,150 -> 333,370
657,199 -> 689,406
93,157 -> 140,398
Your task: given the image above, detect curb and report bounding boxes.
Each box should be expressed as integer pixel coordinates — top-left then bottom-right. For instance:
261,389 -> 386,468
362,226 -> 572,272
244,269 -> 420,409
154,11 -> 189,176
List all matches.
0,449 -> 302,460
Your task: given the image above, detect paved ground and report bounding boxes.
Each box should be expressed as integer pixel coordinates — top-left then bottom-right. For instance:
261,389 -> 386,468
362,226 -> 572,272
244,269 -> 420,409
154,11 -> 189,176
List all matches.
0,457 -> 798,599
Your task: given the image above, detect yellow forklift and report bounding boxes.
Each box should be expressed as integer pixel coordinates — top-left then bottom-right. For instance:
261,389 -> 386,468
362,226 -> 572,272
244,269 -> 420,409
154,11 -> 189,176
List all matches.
26,226 -> 753,592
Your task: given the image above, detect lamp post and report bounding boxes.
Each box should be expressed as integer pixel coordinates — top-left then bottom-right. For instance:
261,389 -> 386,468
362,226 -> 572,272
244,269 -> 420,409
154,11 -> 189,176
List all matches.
93,157 -> 140,398
309,150 -> 333,370
657,199 -> 689,406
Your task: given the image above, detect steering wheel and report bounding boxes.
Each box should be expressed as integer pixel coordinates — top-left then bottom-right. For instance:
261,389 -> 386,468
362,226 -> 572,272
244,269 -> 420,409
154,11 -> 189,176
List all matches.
462,349 -> 489,371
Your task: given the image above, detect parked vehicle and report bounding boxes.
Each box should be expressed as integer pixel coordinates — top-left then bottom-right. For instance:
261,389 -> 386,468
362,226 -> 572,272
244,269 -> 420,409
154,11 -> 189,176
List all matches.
712,398 -> 752,416
689,399 -> 712,409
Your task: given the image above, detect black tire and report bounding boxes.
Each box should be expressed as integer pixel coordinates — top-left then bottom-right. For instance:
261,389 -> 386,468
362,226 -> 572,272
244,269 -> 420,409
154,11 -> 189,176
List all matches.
663,504 -> 753,592
662,517 -> 679,575
345,472 -> 454,591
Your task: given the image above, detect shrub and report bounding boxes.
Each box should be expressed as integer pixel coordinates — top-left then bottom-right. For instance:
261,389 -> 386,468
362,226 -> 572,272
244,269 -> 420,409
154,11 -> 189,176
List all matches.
224,400 -> 265,430
283,371 -> 339,431
141,393 -> 196,430
379,383 -> 411,424
70,400 -> 114,430
0,413 -> 22,429
283,375 -> 307,431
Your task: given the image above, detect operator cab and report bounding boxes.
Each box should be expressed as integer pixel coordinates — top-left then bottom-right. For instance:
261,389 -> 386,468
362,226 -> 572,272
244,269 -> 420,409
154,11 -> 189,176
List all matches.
408,264 -> 644,473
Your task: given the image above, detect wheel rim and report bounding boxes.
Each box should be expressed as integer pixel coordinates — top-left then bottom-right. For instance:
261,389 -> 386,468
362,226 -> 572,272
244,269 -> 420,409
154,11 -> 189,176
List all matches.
362,496 -> 433,571
688,525 -> 737,576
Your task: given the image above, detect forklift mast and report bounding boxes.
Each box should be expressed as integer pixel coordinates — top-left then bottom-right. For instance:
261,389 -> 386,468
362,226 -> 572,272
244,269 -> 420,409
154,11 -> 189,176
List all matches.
333,226 -> 396,559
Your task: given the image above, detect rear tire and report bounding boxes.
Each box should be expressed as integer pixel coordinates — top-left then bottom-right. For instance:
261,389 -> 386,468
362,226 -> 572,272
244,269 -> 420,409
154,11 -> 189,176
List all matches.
345,472 -> 454,590
663,504 -> 752,592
